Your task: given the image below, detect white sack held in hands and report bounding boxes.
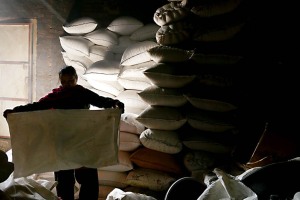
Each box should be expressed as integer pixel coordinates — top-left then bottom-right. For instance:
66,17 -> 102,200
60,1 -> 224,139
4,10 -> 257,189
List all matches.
7,109 -> 121,178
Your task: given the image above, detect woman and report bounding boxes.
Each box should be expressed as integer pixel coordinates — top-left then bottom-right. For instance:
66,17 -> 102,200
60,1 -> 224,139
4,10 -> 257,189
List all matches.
3,66 -> 124,200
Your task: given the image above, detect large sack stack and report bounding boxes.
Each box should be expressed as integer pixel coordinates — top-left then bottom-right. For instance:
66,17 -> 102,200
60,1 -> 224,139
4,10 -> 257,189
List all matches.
59,16 -> 160,109
57,1 -> 248,197
135,0 -> 249,185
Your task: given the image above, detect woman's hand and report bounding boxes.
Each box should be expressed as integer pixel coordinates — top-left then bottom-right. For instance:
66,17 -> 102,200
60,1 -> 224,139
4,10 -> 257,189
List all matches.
3,109 -> 13,119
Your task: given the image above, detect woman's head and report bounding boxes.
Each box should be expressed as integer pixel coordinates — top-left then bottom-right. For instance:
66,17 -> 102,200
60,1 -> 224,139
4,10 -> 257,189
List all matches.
59,66 -> 78,88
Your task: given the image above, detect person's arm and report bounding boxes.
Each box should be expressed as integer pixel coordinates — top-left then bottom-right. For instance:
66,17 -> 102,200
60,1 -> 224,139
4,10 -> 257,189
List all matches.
84,88 -> 124,113
3,101 -> 52,119
3,89 -> 58,118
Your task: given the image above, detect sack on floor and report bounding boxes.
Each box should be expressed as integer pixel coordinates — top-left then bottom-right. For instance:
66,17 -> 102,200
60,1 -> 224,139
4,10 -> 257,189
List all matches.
198,168 -> 258,200
106,188 -> 157,200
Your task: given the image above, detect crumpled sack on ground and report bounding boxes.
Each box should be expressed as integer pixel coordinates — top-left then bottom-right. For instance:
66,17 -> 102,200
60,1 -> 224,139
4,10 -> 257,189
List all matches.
106,188 -> 157,200
0,172 -> 58,200
198,168 -> 258,200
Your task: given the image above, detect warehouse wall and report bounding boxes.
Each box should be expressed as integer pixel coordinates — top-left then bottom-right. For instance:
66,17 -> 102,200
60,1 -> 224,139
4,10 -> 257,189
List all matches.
0,0 -> 74,99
